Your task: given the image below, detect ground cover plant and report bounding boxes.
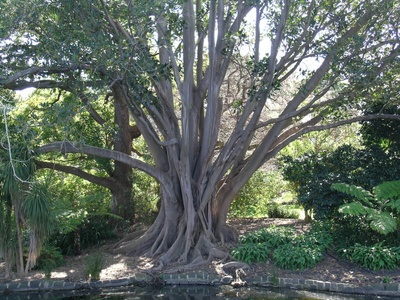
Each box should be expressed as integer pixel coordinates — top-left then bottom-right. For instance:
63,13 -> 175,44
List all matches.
339,243 -> 400,271
232,222 -> 333,270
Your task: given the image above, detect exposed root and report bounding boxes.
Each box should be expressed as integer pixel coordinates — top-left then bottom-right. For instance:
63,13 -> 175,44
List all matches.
162,234 -> 231,273
216,224 -> 238,245
113,229 -> 146,249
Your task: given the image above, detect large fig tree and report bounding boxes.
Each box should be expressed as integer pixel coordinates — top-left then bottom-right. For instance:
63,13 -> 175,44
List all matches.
1,0 -> 399,266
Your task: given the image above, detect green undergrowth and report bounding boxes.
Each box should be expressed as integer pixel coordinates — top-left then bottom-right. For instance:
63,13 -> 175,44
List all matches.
339,242 -> 400,271
231,222 -> 332,270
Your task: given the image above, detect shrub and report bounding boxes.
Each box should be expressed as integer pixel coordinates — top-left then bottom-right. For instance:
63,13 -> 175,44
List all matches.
340,243 -> 400,270
52,214 -> 117,255
330,216 -> 380,250
231,243 -> 270,264
132,168 -> 160,224
229,170 -> 287,218
239,225 -> 295,247
36,246 -> 64,279
238,228 -> 270,244
306,221 -> 333,252
273,241 -> 323,270
234,224 -> 332,269
85,252 -> 104,281
272,225 -> 332,270
267,203 -> 300,219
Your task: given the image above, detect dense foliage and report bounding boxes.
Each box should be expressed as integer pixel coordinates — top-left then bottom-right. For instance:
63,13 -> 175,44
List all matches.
281,145 -> 400,219
229,170 -> 287,218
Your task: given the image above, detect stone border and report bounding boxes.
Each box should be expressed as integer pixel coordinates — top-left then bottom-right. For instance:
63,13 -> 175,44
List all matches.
1,272 -> 399,297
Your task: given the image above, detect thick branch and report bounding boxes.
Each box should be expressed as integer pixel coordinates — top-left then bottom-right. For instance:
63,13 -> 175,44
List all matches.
0,65 -> 88,86
36,141 -> 163,183
1,80 -> 67,91
34,160 -> 116,190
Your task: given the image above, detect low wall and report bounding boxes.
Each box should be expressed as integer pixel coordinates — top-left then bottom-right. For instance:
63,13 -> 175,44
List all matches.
1,271 -> 399,298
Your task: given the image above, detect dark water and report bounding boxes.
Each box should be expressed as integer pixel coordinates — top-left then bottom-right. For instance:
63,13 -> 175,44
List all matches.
2,286 -> 393,300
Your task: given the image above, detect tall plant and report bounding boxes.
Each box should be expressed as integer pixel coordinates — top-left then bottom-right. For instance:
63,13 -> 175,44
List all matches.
2,149 -> 34,275
332,180 -> 400,235
22,179 -> 53,272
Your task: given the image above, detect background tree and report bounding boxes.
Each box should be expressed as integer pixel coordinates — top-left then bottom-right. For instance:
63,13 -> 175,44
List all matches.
1,0 -> 400,267
12,89 -> 141,221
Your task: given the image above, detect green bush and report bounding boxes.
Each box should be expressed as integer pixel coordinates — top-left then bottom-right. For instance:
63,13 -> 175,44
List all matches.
229,170 -> 287,218
52,214 -> 117,255
267,203 -> 300,219
132,169 -> 160,224
330,216 -> 381,250
234,224 -> 332,269
272,225 -> 332,270
36,246 -> 64,278
85,252 -> 104,281
281,144 -> 400,220
239,225 -> 295,247
273,242 -> 323,270
231,243 -> 270,264
332,180 -> 400,235
306,221 -> 333,252
340,243 -> 400,270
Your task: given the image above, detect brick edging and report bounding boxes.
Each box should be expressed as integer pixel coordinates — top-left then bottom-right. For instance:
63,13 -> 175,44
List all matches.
1,272 -> 399,297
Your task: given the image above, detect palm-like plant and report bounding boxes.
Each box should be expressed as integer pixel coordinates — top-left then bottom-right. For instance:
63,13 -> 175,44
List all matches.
2,151 -> 34,275
1,144 -> 54,274
331,180 -> 400,235
23,179 -> 53,272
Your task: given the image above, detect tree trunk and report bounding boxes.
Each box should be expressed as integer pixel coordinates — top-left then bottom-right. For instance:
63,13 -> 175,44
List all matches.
113,176 -> 237,266
110,86 -> 135,221
11,192 -> 26,276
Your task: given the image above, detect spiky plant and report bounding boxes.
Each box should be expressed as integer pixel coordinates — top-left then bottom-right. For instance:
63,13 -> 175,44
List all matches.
332,180 -> 400,235
2,149 -> 35,275
22,179 -> 53,272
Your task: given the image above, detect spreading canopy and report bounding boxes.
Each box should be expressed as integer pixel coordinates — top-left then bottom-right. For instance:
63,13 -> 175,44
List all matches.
1,0 -> 400,265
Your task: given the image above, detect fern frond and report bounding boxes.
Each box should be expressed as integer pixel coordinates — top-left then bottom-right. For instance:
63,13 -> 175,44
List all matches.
331,183 -> 374,206
368,212 -> 397,235
338,202 -> 368,216
374,180 -> 400,201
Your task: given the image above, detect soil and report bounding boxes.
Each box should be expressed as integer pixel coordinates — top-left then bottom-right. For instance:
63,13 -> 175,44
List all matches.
1,218 -> 399,286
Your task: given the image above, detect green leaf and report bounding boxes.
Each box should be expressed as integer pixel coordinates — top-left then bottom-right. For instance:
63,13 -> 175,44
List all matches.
386,199 -> 400,213
374,180 -> 400,201
331,183 -> 374,206
338,202 -> 368,216
368,212 -> 397,235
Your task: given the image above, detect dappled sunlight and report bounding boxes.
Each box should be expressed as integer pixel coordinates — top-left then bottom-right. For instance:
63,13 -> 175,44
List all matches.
48,271 -> 69,279
101,261 -> 128,279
